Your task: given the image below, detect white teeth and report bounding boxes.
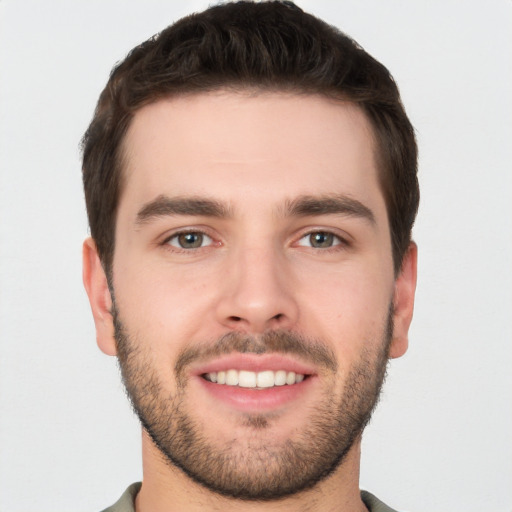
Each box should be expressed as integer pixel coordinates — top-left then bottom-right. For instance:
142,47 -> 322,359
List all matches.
226,369 -> 239,386
274,370 -> 287,386
256,370 -> 275,388
238,370 -> 257,388
204,369 -> 306,388
286,371 -> 296,385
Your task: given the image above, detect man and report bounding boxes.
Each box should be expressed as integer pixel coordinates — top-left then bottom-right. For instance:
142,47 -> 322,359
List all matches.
81,1 -> 418,511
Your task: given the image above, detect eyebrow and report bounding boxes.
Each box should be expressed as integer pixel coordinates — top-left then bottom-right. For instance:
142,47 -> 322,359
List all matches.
135,193 -> 375,226
283,194 -> 376,224
136,195 -> 232,224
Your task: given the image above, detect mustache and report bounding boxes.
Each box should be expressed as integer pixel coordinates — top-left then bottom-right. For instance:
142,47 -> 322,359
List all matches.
175,330 -> 338,385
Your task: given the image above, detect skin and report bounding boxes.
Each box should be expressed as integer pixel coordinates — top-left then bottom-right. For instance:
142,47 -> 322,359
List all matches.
83,92 -> 417,512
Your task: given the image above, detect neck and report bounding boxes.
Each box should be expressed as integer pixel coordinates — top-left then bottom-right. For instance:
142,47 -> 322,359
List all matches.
135,431 -> 367,512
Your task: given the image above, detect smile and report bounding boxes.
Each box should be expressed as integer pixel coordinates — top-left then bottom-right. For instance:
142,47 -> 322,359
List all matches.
203,369 -> 306,388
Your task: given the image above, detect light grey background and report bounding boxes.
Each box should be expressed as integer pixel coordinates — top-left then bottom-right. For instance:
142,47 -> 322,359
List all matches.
1,1 -> 511,511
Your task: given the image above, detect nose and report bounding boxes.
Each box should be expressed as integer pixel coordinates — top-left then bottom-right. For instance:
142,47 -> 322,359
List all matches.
215,244 -> 299,334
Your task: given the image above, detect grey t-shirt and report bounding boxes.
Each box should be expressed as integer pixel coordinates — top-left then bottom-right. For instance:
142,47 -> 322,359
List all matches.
101,483 -> 399,512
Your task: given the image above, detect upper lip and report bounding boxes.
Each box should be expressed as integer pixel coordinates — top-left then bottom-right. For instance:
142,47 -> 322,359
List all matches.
191,353 -> 317,377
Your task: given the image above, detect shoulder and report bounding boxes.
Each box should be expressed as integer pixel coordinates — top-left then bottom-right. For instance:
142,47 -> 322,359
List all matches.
100,482 -> 141,512
100,484 -> 401,512
361,490 -> 401,512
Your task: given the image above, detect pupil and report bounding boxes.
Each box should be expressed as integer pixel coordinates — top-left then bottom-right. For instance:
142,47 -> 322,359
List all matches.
311,232 -> 332,248
179,233 -> 202,248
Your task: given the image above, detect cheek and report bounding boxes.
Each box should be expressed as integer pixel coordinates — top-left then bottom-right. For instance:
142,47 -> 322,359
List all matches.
113,257 -> 222,342
295,263 -> 393,355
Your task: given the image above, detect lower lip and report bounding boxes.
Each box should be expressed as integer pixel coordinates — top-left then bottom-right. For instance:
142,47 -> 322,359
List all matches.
196,376 -> 314,412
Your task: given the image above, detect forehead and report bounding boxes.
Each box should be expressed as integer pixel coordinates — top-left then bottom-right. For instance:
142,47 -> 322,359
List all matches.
119,91 -> 383,217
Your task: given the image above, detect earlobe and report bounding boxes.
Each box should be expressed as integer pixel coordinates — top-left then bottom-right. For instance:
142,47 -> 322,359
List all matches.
389,242 -> 418,359
82,238 -> 117,356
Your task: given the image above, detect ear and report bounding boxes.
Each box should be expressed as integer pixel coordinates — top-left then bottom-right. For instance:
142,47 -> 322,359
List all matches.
389,242 -> 418,359
82,237 -> 117,356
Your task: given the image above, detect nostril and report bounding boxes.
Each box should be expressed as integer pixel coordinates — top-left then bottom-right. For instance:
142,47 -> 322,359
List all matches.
225,313 -> 287,328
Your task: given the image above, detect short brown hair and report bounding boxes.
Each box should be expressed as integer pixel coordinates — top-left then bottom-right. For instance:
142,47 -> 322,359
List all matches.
82,0 -> 419,276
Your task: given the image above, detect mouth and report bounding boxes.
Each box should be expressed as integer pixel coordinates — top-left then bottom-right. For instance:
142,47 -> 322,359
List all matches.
192,354 -> 317,412
203,369 -> 306,388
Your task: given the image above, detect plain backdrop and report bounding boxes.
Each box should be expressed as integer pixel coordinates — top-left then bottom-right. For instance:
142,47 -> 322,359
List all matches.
0,1 -> 511,511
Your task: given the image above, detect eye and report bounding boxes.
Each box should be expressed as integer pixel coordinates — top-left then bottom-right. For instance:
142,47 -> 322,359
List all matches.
166,231 -> 213,249
297,231 -> 342,249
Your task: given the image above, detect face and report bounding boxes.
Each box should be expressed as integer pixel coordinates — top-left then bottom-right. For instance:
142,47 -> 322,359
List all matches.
84,92 -> 416,500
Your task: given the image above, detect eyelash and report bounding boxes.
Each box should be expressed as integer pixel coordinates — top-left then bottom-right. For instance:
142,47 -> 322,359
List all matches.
162,230 -> 216,251
160,228 -> 350,253
295,230 -> 348,250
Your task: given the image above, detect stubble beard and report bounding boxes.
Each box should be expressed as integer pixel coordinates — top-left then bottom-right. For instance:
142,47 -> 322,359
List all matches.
113,305 -> 393,501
